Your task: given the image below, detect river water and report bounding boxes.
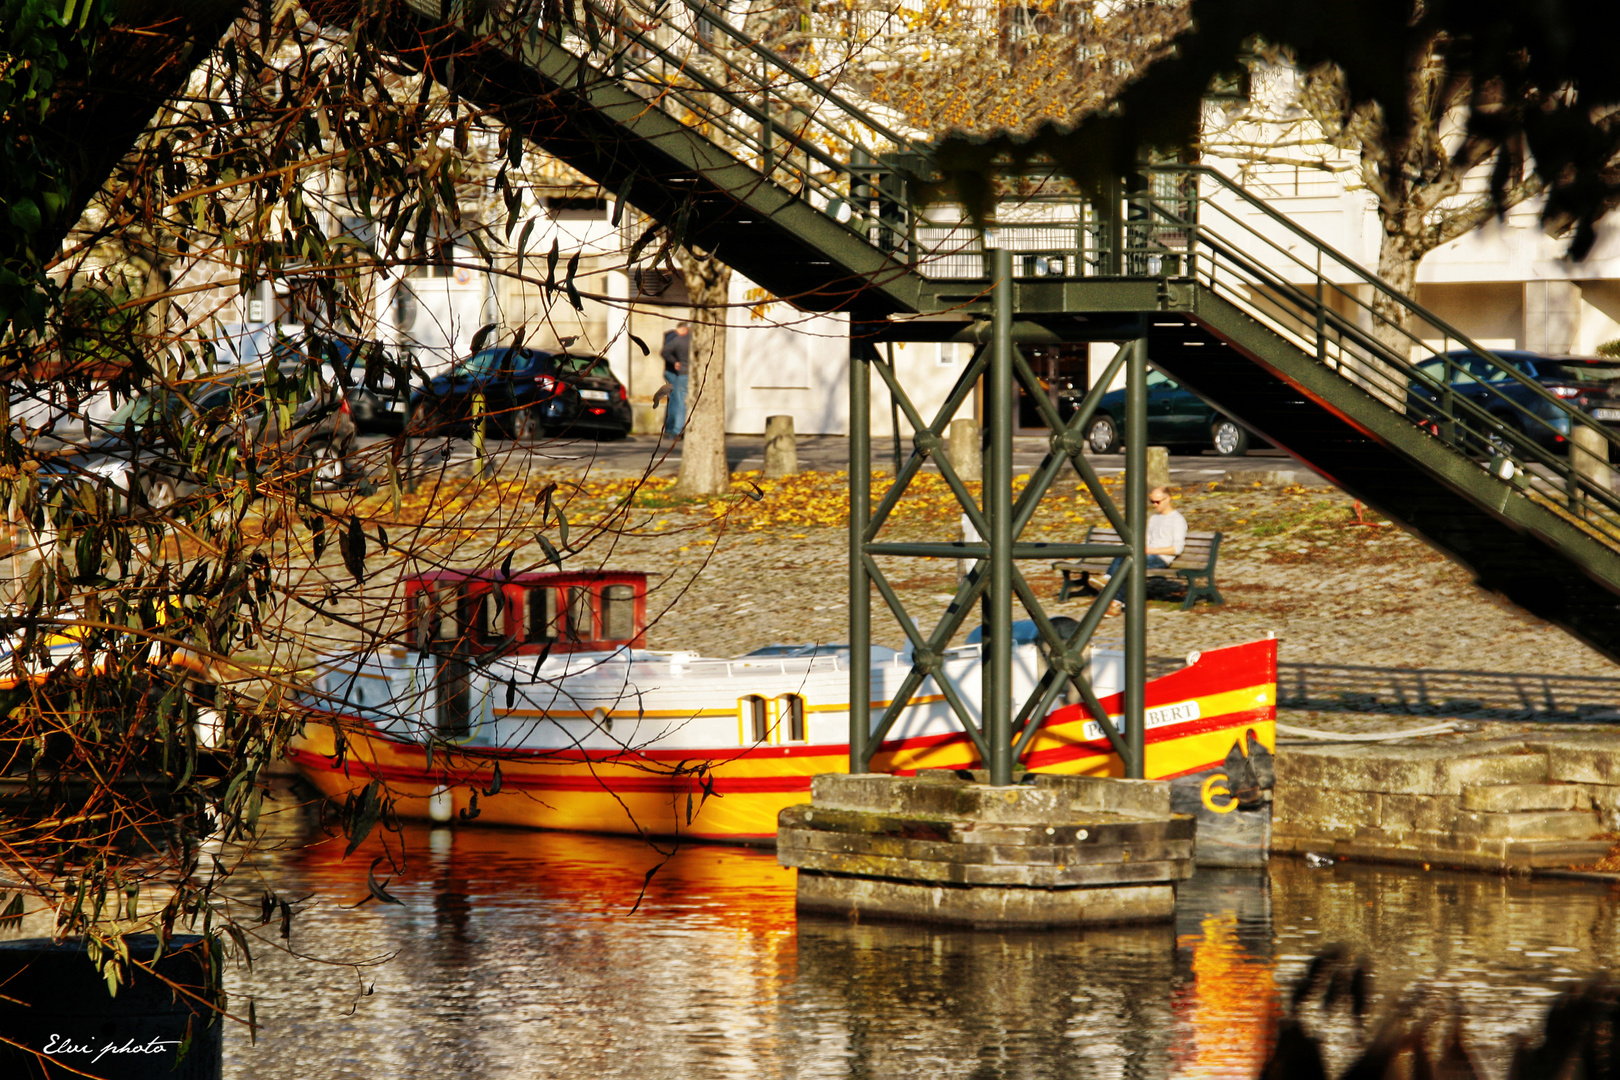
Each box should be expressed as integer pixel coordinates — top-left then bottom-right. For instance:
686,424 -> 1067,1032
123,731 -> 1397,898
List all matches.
223,807 -> 1620,1079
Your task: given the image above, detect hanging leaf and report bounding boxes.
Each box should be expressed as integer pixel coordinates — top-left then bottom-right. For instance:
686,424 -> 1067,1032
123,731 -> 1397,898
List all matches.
545,238 -> 560,289
364,858 -> 405,905
530,640 -> 552,680
628,332 -> 649,356
500,549 -> 513,578
535,533 -> 563,569
309,516 -> 327,560
564,252 -> 583,311
0,892 -> 23,928
504,677 -> 517,709
515,218 -> 535,267
612,175 -> 634,226
459,791 -> 481,822
484,761 -> 503,797
342,780 -> 384,857
469,322 -> 498,355
343,515 -> 368,583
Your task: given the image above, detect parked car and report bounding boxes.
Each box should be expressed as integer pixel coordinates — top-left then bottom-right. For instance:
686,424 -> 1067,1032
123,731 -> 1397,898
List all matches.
269,334 -> 408,434
1406,349 -> 1620,453
36,366 -> 356,511
1069,368 -> 1262,456
409,345 -> 633,440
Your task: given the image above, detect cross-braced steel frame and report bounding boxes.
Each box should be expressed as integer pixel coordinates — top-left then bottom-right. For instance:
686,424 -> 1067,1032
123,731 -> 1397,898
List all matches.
848,249 -> 1150,784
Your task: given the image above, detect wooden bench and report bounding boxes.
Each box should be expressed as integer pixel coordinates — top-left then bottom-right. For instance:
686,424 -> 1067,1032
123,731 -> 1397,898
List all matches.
1054,527 -> 1224,610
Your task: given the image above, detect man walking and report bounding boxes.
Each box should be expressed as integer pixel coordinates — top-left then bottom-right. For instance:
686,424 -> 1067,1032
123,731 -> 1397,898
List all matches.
660,322 -> 690,438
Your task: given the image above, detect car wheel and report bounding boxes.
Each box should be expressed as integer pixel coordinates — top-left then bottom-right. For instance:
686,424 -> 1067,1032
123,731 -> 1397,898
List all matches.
306,442 -> 346,490
1211,419 -> 1250,457
508,407 -> 540,442
1086,415 -> 1121,454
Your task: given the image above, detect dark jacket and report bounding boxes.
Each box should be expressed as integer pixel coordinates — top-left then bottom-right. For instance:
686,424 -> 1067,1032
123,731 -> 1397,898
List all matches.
661,329 -> 690,375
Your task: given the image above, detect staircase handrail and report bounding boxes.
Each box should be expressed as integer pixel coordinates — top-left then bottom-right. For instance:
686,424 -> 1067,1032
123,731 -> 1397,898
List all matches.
1150,164 -> 1620,461
1189,224 -> 1620,514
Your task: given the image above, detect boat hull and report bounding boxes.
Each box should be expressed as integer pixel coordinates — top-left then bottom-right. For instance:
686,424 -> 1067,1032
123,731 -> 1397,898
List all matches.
290,639 -> 1278,845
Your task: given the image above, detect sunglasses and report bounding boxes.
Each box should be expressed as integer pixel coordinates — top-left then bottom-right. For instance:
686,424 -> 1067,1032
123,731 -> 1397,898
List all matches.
1149,496 -> 1168,504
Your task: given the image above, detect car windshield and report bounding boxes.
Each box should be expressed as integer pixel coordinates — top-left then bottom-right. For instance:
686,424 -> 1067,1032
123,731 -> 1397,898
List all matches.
1537,361 -> 1620,384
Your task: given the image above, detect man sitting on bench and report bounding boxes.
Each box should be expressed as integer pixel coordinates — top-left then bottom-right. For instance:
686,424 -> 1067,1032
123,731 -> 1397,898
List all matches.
1101,486 -> 1186,614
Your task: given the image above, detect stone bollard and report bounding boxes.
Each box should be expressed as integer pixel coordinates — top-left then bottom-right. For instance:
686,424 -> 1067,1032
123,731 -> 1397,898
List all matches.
1146,445 -> 1170,491
764,414 -> 798,478
948,417 -> 983,482
1570,421 -> 1612,498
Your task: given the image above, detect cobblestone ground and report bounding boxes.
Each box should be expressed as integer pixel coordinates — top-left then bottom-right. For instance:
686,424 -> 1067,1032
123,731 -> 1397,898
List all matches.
277,448 -> 1620,737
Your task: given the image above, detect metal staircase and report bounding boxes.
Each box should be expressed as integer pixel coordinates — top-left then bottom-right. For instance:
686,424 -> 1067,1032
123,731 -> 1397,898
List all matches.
390,0 -> 1620,661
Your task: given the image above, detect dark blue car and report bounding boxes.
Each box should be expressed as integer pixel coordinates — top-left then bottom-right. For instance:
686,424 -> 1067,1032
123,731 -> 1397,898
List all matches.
1406,349 -> 1620,453
410,346 -> 632,441
1074,368 -> 1261,456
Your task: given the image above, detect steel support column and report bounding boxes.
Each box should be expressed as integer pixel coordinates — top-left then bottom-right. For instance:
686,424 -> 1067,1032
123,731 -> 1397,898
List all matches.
848,340 -> 872,773
844,316 -> 1145,782
985,247 -> 1016,785
1123,324 -> 1149,778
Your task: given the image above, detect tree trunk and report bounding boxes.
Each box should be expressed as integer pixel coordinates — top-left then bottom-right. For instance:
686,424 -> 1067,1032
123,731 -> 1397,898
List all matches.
674,246 -> 732,497
1347,224 -> 1426,408
1371,228 -> 1422,359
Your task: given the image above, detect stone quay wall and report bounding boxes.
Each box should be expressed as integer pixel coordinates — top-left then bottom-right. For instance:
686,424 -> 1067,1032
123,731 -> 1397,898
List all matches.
1272,735 -> 1620,872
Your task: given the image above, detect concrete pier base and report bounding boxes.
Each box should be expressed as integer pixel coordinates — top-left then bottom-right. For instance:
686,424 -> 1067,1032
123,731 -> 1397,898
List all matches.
778,771 -> 1192,928
1273,736 -> 1620,872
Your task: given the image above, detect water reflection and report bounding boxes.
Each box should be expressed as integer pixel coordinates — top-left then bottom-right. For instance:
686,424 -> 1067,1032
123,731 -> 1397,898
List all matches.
225,814 -> 1619,1079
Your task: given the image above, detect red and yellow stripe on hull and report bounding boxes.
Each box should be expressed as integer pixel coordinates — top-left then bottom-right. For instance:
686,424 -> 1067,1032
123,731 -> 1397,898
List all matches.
288,639 -> 1277,841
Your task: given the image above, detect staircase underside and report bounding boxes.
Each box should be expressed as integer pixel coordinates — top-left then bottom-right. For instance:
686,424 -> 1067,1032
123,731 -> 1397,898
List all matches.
416,22 -> 923,317
1137,290 -> 1620,662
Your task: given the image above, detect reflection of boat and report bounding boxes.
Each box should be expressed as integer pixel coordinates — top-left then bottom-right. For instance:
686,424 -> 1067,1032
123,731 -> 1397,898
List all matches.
289,569 -> 1277,847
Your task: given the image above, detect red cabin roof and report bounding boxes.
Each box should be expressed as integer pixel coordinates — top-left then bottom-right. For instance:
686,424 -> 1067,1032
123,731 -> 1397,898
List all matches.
403,570 -> 647,654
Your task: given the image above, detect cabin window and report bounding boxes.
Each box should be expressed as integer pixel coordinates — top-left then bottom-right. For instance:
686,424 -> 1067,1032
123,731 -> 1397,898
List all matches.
474,589 -> 506,646
526,587 -> 559,643
568,587 -> 593,641
414,585 -> 459,647
602,584 -> 635,640
778,694 -> 806,742
741,695 -> 768,744
458,585 -> 484,644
